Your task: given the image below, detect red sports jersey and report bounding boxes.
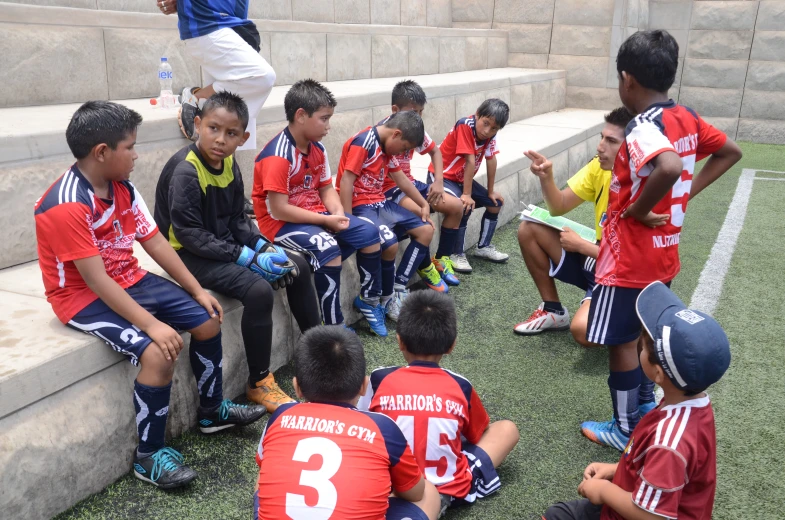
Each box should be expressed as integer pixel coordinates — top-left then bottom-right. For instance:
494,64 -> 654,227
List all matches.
595,101 -> 726,287
253,128 -> 333,240
359,361 -> 490,499
34,165 -> 157,323
256,401 -> 422,520
602,396 -> 717,520
336,126 -> 402,207
430,115 -> 498,184
378,115 -> 435,192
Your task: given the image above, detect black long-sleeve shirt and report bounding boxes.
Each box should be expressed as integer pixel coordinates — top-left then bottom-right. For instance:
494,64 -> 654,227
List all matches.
154,144 -> 261,263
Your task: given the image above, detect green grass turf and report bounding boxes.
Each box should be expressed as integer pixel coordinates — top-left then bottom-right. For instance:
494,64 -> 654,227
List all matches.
56,142 -> 784,520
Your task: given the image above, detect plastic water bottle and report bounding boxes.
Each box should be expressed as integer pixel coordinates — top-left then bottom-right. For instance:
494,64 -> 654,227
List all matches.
158,57 -> 175,108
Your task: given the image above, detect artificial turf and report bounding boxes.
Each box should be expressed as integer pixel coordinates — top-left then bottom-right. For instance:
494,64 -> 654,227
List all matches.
56,142 -> 784,520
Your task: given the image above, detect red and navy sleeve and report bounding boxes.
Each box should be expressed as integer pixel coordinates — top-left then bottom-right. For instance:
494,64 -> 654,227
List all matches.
364,411 -> 423,493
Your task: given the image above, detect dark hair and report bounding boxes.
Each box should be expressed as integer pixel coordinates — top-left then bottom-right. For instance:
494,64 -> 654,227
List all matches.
642,331 -> 706,397
294,326 -> 366,402
604,107 -> 634,129
476,98 -> 510,129
284,79 -> 337,122
383,110 -> 425,147
201,91 -> 250,128
391,80 -> 427,108
616,30 -> 679,93
65,101 -> 142,159
397,291 -> 457,356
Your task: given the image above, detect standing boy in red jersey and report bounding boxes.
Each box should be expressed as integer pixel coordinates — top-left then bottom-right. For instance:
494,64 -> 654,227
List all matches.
254,326 -> 440,520
359,291 -> 519,512
544,281 -> 731,520
580,30 -> 742,450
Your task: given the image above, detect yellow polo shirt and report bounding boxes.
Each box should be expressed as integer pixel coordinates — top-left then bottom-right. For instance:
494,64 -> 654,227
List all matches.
566,156 -> 611,241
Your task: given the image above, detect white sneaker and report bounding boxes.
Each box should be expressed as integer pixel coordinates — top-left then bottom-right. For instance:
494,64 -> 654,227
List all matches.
449,254 -> 473,273
473,244 -> 509,263
383,288 -> 409,322
513,303 -> 570,335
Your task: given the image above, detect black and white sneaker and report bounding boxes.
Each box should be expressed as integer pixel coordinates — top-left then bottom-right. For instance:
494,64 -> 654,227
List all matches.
197,398 -> 267,434
244,198 -> 256,218
133,447 -> 198,489
178,87 -> 200,141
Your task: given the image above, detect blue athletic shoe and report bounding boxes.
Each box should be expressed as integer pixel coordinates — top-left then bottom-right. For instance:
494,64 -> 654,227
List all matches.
639,401 -> 658,417
433,256 -> 460,286
581,419 -> 630,452
354,296 -> 388,337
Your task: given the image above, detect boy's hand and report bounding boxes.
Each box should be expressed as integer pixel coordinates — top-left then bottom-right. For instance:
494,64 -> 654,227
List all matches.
560,227 -> 585,253
524,150 -> 553,179
146,320 -> 184,361
324,214 -> 350,233
426,181 -> 445,206
193,289 -> 224,324
156,0 -> 176,14
583,462 -> 617,481
621,206 -> 669,228
419,203 -> 433,226
578,478 -> 611,505
489,191 -> 504,206
460,194 -> 475,214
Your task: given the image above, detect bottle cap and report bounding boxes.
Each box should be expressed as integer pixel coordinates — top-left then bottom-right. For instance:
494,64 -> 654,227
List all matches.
161,57 -> 168,62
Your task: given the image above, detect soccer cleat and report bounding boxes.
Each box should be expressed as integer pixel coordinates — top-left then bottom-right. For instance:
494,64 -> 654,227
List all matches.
178,87 -> 201,141
418,262 -> 450,292
581,419 -> 630,452
432,256 -> 459,286
383,288 -> 410,321
354,296 -> 388,337
197,398 -> 267,433
639,401 -> 658,418
133,447 -> 197,489
513,303 -> 570,336
449,254 -> 473,273
247,372 -> 296,413
473,244 -> 509,263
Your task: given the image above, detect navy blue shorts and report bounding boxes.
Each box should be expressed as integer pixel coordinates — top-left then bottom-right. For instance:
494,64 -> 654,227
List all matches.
353,201 -> 427,251
543,499 -> 602,520
433,177 -> 503,210
273,214 -> 380,271
586,281 -> 671,346
385,179 -> 430,204
444,443 -> 500,506
550,250 -> 596,301
67,273 -> 211,366
251,491 -> 429,520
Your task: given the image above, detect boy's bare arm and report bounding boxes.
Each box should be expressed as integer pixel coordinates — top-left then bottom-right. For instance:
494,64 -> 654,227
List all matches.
339,171 -> 358,215
689,139 -> 743,200
461,154 -> 477,192
622,151 -> 683,221
320,185 -> 345,215
578,479 -> 663,520
141,232 -> 223,322
394,477 -> 425,503
269,190 -> 349,233
73,255 -> 184,361
426,148 -> 445,205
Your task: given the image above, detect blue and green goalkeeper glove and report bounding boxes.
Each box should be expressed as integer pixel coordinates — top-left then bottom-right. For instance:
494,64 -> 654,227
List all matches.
236,241 -> 297,290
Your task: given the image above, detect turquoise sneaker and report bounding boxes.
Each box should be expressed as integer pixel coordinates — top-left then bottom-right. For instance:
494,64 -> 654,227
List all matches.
133,447 -> 197,489
580,419 -> 630,452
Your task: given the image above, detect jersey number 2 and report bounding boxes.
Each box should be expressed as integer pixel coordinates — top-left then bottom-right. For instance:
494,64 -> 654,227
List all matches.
285,437 -> 342,519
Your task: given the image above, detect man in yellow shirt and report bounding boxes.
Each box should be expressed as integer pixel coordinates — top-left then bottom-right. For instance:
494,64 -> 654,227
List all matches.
514,108 -> 633,345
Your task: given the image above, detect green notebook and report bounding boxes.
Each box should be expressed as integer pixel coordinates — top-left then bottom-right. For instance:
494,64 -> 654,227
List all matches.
520,204 -> 597,243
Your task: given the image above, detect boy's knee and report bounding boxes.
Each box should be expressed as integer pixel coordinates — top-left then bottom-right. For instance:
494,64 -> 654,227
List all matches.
496,419 -> 520,444
570,318 -> 592,348
518,220 -> 533,241
191,316 -> 221,342
140,344 -> 175,378
288,251 -> 311,274
414,224 -> 434,244
359,242 -> 380,254
244,278 -> 275,311
382,242 -> 398,259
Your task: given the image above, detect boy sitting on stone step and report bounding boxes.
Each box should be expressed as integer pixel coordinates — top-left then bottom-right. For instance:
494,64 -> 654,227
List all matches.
34,100 -> 267,489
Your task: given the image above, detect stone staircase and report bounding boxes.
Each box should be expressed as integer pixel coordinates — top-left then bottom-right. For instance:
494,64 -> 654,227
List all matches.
0,1 -> 607,517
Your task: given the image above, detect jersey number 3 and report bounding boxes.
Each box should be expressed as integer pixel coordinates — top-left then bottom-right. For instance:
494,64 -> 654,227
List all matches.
286,437 -> 342,519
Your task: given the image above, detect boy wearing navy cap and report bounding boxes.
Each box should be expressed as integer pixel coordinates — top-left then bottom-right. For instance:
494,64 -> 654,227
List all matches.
543,281 -> 731,520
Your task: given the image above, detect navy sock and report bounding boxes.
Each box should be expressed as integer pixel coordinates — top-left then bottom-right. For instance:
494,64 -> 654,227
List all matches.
639,369 -> 656,404
189,332 -> 224,410
396,242 -> 429,286
608,368 -> 641,435
478,210 -> 499,248
418,253 -> 433,271
543,301 -> 564,314
134,380 -> 171,456
454,224 -> 468,255
356,249 -> 382,301
314,265 -> 343,325
436,226 -> 458,259
381,259 -> 396,298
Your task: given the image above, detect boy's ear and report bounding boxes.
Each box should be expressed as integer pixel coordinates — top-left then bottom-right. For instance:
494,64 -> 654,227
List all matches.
92,143 -> 109,163
292,377 -> 304,400
396,333 -> 406,353
194,114 -> 202,129
294,107 -> 308,124
620,71 -> 634,91
241,130 -> 250,145
392,129 -> 403,140
391,105 -> 400,114
359,375 -> 369,398
446,338 -> 457,355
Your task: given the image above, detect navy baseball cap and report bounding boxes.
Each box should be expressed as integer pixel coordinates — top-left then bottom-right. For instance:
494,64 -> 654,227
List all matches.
636,281 -> 731,392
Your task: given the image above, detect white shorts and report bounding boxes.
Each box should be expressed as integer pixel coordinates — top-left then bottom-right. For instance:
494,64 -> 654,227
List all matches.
183,27 -> 276,151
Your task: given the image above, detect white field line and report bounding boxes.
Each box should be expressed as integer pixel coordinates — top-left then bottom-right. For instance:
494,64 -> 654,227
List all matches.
754,177 -> 785,182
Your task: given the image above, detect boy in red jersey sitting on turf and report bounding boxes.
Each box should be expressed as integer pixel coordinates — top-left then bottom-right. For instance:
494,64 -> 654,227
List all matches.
359,290 -> 519,513
254,326 -> 440,520
544,281 -> 731,520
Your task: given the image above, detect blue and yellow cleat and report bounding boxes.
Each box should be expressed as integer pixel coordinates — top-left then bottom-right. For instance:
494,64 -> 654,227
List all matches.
417,262 -> 449,293
433,256 -> 460,286
354,296 -> 388,337
639,401 -> 657,418
581,419 -> 630,452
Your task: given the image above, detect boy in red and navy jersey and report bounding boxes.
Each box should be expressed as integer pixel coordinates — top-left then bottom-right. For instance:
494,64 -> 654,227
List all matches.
358,291 -> 519,509
254,326 -> 440,520
253,80 -> 382,329
34,101 -> 266,490
544,281 -> 730,520
429,98 -> 511,273
580,30 -> 742,450
335,111 -> 435,336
